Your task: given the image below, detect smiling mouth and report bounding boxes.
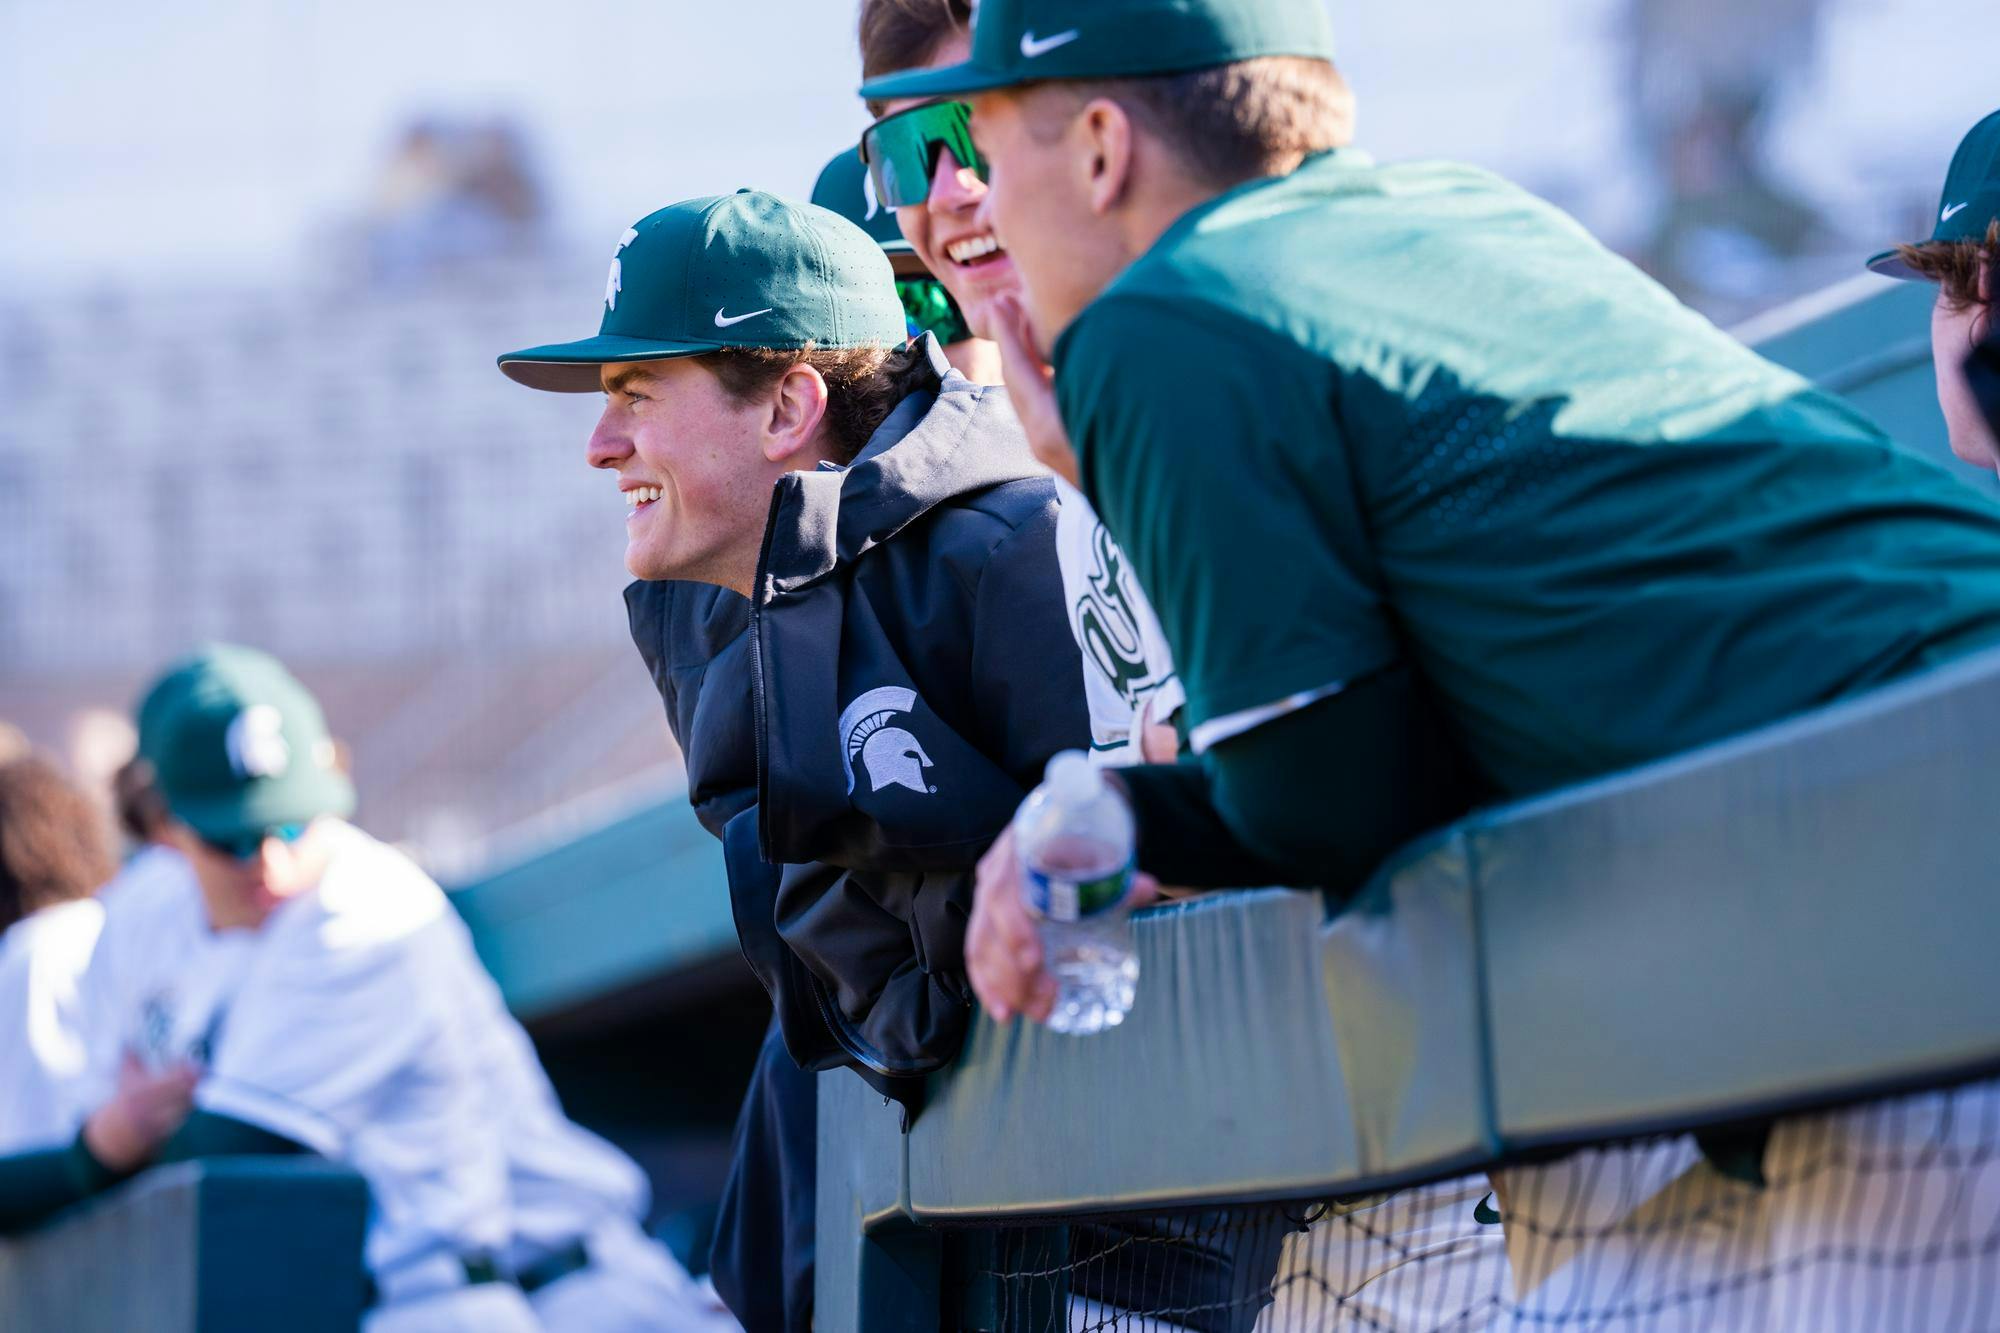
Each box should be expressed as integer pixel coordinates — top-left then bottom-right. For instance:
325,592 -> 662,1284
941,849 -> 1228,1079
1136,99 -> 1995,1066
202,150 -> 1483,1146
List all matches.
945,233 -> 1007,268
624,485 -> 662,518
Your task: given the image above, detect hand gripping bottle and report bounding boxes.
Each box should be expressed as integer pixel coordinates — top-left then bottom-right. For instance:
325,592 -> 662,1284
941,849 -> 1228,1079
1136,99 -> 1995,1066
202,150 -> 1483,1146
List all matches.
1013,750 -> 1139,1034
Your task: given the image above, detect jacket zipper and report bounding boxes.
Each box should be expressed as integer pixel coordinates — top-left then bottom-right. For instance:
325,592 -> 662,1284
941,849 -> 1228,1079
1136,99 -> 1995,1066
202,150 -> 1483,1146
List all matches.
748,483 -> 788,864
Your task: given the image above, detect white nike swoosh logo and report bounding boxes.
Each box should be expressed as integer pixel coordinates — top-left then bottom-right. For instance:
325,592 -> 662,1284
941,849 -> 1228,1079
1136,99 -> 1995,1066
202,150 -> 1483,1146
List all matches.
713,307 -> 774,328
1942,202 -> 1970,223
1019,28 -> 1080,58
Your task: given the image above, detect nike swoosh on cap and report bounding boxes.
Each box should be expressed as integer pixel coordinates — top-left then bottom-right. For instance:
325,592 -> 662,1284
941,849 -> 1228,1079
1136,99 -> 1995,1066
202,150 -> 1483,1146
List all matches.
1943,202 -> 1970,222
1020,29 -> 1081,58
714,307 -> 774,328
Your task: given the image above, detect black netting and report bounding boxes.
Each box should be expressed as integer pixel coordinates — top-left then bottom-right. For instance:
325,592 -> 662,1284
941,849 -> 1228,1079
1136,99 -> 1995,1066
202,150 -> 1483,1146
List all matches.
941,1078 -> 2000,1331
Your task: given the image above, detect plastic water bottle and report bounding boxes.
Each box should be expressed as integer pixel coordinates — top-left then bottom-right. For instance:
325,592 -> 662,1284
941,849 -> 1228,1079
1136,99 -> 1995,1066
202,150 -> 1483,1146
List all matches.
1013,750 -> 1139,1035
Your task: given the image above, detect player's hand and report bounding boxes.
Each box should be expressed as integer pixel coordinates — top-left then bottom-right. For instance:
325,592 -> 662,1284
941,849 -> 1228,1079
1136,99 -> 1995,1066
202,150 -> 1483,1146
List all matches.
82,1054 -> 198,1173
969,825 -> 1158,1026
1136,694 -> 1181,765
988,293 -> 1081,485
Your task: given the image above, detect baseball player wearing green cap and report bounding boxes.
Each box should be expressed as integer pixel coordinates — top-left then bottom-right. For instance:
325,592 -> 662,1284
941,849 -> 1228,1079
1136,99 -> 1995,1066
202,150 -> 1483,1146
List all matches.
856,8 -> 1514,1328
1868,108 -> 2000,475
810,145 -> 979,356
0,646 -> 731,1333
871,1 -> 2000,1326
826,115 -> 1187,770
504,190 -> 1092,1329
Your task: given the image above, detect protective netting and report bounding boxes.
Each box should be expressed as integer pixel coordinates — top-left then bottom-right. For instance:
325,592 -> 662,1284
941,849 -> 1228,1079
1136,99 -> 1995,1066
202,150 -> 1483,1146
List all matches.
949,1076 -> 2000,1332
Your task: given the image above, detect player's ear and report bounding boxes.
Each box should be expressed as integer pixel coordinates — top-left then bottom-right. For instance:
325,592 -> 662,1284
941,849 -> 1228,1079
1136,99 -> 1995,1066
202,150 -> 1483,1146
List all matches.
764,363 -> 830,465
1079,97 -> 1135,216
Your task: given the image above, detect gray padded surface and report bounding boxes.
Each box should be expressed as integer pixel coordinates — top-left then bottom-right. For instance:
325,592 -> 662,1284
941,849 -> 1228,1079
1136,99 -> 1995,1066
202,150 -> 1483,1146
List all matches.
0,1159 -> 368,1333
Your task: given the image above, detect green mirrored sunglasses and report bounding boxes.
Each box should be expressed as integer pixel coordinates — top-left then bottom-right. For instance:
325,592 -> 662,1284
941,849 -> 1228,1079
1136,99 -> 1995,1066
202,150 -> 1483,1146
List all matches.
860,99 -> 985,209
199,822 -> 307,861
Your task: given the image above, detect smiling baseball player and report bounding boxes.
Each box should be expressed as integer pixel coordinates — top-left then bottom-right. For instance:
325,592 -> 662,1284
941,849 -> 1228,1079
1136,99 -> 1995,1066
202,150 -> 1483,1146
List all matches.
500,189 -> 1089,1328
851,5 -> 1186,768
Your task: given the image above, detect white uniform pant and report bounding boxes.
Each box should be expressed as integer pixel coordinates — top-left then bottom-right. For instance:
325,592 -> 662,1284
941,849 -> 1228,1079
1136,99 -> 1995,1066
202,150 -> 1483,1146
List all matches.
1492,1077 -> 2000,1332
1254,1174 -> 1511,1331
363,1269 -> 541,1333
530,1216 -> 741,1333
1056,1176 -> 1508,1331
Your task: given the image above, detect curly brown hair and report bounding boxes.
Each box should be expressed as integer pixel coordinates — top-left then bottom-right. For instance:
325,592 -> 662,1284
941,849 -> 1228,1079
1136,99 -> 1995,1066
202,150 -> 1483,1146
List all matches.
703,343 -> 934,466
0,756 -> 115,931
1897,219 -> 2000,330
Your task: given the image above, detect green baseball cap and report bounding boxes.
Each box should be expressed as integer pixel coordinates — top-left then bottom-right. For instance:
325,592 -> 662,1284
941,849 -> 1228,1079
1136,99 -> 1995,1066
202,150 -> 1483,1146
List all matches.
1868,109 -> 2000,279
136,644 -> 355,846
811,147 -> 914,259
498,190 -> 907,393
859,0 -> 1334,101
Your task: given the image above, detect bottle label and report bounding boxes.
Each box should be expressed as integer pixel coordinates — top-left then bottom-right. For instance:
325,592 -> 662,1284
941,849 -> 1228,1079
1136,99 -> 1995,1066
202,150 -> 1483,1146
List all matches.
1024,858 -> 1134,923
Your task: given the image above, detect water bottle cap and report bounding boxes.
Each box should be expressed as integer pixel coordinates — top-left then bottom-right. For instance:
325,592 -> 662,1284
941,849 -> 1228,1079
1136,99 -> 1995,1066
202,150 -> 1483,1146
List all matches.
1044,749 -> 1097,800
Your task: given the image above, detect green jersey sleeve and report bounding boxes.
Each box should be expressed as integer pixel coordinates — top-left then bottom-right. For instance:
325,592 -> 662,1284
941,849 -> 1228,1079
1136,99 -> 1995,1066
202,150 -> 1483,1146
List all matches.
1055,294 -> 1398,740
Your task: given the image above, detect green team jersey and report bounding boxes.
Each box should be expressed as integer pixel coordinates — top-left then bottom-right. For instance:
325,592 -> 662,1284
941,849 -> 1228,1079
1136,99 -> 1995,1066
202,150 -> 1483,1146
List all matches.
1054,149 -> 2000,797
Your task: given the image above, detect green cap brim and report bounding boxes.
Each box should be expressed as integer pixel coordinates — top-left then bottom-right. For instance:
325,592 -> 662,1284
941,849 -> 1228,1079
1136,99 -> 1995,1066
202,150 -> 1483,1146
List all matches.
174,768 -> 356,845
1865,248 -> 1922,282
498,334 -> 728,393
860,59 -> 1022,102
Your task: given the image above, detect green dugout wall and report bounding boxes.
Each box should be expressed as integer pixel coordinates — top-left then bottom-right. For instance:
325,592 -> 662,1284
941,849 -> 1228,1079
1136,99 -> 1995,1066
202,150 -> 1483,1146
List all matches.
816,276 -> 2000,1327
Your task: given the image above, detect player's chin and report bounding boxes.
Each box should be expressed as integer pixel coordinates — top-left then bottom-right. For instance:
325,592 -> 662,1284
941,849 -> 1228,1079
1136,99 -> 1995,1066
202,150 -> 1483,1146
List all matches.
623,530 -> 686,583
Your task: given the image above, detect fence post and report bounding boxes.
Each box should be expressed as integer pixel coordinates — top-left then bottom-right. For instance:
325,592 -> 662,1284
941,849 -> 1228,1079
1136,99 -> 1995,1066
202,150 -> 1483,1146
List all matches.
817,1068 -> 942,1331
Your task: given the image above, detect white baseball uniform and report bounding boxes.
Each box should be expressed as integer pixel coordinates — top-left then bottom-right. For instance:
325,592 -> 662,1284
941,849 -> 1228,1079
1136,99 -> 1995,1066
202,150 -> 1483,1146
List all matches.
0,895 -> 104,1155
1255,1176 -> 1512,1331
1490,1078 -> 2000,1331
1052,477 -> 1185,767
74,827 -> 731,1333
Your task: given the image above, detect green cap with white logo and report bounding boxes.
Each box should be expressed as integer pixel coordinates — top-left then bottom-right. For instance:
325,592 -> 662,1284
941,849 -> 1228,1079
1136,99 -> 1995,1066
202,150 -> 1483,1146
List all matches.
1868,109 -> 2000,279
136,644 -> 355,845
498,190 -> 907,393
811,148 -> 914,259
858,0 -> 1334,101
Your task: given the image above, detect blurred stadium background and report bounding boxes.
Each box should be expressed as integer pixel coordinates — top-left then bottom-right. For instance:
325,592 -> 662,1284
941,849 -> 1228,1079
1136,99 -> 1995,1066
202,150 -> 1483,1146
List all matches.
2,0 -> 1996,1298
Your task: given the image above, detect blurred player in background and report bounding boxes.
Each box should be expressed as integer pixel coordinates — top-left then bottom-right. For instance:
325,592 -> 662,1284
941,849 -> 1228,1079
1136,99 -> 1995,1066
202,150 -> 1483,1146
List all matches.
856,0 -> 1183,768
0,646 -> 731,1333
501,190 -> 1087,1329
869,0 -> 2000,1324
0,755 -> 115,1155
1868,107 -> 2000,475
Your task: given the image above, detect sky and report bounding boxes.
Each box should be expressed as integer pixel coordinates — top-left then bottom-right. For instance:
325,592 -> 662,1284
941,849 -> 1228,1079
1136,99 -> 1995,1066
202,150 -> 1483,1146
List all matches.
3,0 -> 1990,299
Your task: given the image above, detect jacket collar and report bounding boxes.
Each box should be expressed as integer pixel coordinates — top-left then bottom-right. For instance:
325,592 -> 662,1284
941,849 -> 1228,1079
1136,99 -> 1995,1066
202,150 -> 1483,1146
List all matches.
754,334 -> 1044,601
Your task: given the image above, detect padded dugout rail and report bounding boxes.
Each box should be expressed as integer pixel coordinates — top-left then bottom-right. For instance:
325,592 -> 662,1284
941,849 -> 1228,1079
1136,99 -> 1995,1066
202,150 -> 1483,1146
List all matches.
818,644 -> 2000,1326
0,1159 -> 369,1333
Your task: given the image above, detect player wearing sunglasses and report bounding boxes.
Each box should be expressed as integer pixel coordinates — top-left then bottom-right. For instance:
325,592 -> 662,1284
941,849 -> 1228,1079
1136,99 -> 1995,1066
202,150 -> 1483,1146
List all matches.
860,45 -> 1185,770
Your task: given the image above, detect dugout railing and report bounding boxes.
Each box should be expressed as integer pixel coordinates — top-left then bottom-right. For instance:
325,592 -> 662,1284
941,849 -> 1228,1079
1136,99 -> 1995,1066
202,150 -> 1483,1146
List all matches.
816,642 -> 2000,1330
0,1158 -> 369,1333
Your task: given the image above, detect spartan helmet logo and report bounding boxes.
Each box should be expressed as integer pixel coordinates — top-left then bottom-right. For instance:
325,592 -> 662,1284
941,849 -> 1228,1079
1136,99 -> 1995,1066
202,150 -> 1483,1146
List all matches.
605,227 -> 638,311
839,686 -> 936,796
224,705 -> 291,780
861,168 -> 881,222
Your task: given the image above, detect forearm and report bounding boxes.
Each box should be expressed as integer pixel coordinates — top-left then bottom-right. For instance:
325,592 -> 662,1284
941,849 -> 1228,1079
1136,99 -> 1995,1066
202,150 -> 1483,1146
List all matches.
1121,665 -> 1479,897
158,1109 -> 309,1162
0,1111 -> 308,1238
0,1134 -> 129,1234
1116,761 -> 1305,888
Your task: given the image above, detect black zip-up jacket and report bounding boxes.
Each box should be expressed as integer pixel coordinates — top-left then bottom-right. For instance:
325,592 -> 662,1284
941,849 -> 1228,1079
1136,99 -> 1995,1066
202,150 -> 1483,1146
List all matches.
626,339 -> 1090,1096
